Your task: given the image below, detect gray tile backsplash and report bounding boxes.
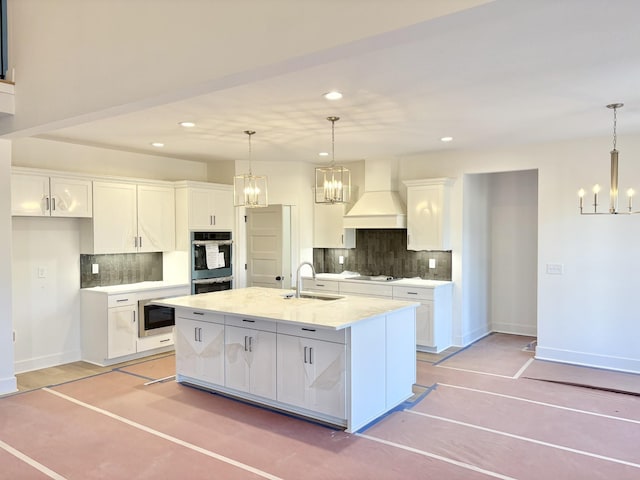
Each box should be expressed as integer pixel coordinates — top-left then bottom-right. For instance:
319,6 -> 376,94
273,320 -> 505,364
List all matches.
313,229 -> 452,280
80,253 -> 163,288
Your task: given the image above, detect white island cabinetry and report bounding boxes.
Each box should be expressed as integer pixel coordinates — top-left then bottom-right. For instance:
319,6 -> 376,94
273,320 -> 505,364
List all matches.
224,316 -> 277,400
163,287 -> 418,432
175,310 -> 225,386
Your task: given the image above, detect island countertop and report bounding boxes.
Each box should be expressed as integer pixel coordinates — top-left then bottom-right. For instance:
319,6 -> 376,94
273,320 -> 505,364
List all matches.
155,286 -> 419,330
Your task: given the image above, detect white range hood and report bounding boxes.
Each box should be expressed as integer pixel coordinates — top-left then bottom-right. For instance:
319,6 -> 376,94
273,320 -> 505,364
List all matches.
343,158 -> 406,229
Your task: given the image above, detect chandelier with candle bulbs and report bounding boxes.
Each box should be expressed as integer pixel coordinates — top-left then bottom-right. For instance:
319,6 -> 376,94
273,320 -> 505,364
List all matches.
234,130 -> 268,208
315,116 -> 351,204
578,103 -> 639,215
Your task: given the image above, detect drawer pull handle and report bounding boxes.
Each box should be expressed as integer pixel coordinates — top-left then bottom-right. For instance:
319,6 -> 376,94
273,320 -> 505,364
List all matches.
160,338 -> 170,343
407,292 -> 418,295
193,311 -> 204,315
242,319 -> 256,323
315,283 -> 325,287
116,298 -> 129,302
301,327 -> 316,332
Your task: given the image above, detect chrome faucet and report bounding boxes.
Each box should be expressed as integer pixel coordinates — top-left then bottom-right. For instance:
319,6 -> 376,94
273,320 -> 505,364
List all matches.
296,261 -> 316,298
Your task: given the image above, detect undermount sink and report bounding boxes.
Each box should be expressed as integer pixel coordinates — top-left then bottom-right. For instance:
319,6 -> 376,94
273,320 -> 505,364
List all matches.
282,292 -> 344,301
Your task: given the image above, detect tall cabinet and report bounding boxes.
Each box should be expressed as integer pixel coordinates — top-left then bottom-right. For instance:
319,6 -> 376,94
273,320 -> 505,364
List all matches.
403,178 -> 453,251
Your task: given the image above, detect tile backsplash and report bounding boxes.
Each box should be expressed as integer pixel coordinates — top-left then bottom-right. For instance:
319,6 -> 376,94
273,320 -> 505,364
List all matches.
313,229 -> 451,280
80,252 -> 163,288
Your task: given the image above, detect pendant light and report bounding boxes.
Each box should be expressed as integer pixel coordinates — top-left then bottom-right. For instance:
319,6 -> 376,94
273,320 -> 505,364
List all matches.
315,116 -> 351,204
578,103 -> 638,215
234,130 -> 268,208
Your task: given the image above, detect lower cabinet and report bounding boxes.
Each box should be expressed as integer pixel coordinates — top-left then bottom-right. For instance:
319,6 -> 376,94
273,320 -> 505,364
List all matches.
108,303 -> 138,358
175,314 -> 225,386
224,320 -> 277,400
276,334 -> 346,419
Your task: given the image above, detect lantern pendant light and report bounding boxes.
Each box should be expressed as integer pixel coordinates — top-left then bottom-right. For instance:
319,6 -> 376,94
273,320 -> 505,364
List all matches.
315,116 -> 351,204
234,130 -> 268,208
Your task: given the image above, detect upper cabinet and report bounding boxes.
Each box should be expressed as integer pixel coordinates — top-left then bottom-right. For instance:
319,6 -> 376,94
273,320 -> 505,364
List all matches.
312,187 -> 357,249
175,181 -> 234,250
81,181 -> 175,254
11,170 -> 93,218
403,178 -> 453,251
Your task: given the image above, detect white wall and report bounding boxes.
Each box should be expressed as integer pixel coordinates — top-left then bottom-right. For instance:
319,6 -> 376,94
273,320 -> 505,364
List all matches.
489,170 -> 537,336
12,138 -> 208,181
400,134 -> 640,373
12,217 -> 83,372
0,140 -> 16,394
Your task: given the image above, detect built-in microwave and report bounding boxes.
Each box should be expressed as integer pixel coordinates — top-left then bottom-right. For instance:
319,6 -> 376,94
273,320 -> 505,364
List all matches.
138,299 -> 175,337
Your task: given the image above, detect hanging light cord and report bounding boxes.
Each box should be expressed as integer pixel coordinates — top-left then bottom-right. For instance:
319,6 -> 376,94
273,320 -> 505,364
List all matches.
327,116 -> 339,167
244,130 -> 255,175
612,105 -> 618,151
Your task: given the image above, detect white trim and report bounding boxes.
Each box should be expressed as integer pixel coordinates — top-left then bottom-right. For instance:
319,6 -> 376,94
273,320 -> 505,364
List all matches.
0,375 -> 17,396
14,350 -> 81,374
535,346 -> 640,374
491,323 -> 537,337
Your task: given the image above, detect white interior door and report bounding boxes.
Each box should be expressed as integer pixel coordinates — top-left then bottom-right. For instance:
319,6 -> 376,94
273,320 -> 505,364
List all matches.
246,205 -> 290,288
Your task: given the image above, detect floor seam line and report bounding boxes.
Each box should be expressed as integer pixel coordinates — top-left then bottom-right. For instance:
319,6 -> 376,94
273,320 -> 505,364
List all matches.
405,410 -> 640,469
357,433 -> 517,480
0,439 -> 67,480
41,387 -> 282,480
436,382 -> 640,424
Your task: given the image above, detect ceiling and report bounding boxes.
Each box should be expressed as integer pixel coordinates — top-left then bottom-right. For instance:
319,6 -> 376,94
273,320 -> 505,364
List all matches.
37,0 -> 640,165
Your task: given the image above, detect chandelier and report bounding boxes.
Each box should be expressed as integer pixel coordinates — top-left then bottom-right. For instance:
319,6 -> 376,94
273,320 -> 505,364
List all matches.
234,130 -> 268,208
315,116 -> 351,204
579,103 -> 638,215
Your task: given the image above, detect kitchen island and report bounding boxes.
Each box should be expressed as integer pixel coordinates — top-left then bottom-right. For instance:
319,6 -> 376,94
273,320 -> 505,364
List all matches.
156,287 -> 419,432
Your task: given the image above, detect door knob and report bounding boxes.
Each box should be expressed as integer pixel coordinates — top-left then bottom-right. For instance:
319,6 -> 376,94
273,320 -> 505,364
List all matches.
275,276 -> 282,281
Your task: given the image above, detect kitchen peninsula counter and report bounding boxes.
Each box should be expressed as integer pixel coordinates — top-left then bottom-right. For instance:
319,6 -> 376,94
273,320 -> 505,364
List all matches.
158,287 -> 419,432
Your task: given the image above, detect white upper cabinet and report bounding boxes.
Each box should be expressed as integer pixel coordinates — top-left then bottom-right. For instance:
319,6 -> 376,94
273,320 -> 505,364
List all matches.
12,171 -> 93,217
175,181 -> 234,250
312,188 -> 356,249
403,178 -> 453,251
81,181 -> 175,254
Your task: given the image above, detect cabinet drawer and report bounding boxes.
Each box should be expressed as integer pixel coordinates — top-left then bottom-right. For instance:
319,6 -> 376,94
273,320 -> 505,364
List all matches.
301,278 -> 340,293
277,323 -> 346,344
392,286 -> 434,301
137,331 -> 174,352
225,315 -> 277,333
176,308 -> 225,325
108,294 -> 137,308
339,282 -> 393,298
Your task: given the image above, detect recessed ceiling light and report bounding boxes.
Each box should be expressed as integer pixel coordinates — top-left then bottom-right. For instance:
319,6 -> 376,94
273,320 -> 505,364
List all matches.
151,142 -> 165,148
440,136 -> 453,142
179,121 -> 196,128
319,152 -> 329,157
323,91 -> 343,100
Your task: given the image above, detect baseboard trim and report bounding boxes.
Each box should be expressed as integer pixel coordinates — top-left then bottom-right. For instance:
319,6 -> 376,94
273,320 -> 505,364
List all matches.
535,346 -> 640,374
14,350 -> 82,374
0,375 -> 18,396
492,322 -> 537,337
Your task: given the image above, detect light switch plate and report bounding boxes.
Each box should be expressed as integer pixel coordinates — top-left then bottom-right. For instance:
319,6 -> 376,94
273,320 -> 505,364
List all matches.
338,256 -> 344,265
546,263 -> 564,275
428,258 -> 436,269
92,263 -> 99,274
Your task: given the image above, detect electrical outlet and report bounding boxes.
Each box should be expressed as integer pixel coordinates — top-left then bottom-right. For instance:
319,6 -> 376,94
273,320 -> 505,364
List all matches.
338,255 -> 344,265
37,266 -> 47,278
92,263 -> 99,274
428,258 -> 436,269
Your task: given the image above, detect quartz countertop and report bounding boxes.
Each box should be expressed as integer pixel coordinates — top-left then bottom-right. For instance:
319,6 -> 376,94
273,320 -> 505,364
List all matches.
309,273 -> 452,288
82,281 -> 190,294
154,286 -> 419,330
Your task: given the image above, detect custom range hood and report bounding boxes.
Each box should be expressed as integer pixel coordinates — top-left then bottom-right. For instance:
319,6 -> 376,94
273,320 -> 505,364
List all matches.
344,158 -> 406,229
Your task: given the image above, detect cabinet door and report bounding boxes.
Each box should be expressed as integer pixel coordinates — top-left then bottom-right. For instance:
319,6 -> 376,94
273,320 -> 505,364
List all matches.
175,318 -> 225,385
416,301 -> 434,347
137,184 -> 175,252
188,188 -> 215,229
211,188 -> 234,230
107,304 -> 137,358
225,326 -> 276,399
313,202 -> 355,248
405,180 -> 451,251
92,182 -> 138,253
11,173 -> 49,216
277,334 -> 345,418
50,177 -> 93,218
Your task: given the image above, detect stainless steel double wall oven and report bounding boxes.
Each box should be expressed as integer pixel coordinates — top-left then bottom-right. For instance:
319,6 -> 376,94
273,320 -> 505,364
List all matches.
191,231 -> 233,294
